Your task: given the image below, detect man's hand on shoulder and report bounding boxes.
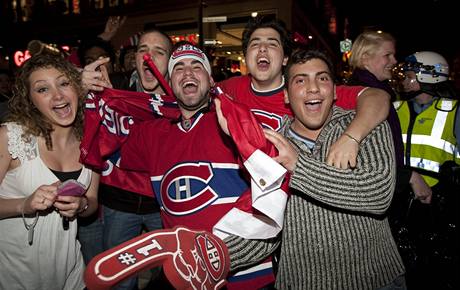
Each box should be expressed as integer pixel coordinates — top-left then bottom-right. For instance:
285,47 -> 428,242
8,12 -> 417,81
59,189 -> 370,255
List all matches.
327,132 -> 360,169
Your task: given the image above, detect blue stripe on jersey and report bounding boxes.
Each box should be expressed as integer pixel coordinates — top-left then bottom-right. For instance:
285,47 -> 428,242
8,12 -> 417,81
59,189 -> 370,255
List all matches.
227,267 -> 274,283
151,162 -> 248,211
208,167 -> 248,198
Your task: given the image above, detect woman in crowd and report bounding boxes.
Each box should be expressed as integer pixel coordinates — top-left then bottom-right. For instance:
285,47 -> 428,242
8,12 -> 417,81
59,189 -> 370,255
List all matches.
348,31 -> 433,282
348,30 -> 422,199
0,53 -> 99,289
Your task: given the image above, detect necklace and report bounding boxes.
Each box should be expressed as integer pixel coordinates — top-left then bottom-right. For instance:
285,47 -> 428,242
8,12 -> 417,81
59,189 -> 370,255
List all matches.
21,199 -> 39,245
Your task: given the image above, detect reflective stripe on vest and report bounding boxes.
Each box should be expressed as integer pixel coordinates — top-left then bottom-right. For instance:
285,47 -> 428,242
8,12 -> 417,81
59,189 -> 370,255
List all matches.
409,157 -> 440,172
402,134 -> 458,157
432,100 -> 452,139
395,98 -> 458,186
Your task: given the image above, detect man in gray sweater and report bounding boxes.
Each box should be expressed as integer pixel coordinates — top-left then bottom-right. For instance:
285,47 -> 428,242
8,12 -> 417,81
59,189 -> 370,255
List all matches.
225,48 -> 406,289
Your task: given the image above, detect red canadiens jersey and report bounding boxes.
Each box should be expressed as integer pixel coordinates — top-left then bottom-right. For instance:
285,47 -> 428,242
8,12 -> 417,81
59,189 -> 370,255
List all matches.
119,110 -> 275,288
219,75 -> 363,130
81,89 -> 180,196
120,111 -> 247,230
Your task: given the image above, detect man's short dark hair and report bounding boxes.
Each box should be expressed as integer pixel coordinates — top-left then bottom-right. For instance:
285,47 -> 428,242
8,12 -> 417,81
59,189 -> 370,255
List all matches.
139,28 -> 173,55
284,49 -> 336,83
77,37 -> 115,66
242,16 -> 292,58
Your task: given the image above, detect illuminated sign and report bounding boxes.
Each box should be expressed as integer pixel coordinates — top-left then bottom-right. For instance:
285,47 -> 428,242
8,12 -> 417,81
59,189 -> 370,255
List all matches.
13,45 -> 71,67
170,34 -> 199,45
14,50 -> 31,66
202,16 -> 227,23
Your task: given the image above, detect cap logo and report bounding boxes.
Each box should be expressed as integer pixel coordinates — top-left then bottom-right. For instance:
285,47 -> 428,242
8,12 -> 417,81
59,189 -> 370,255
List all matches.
168,44 -> 211,77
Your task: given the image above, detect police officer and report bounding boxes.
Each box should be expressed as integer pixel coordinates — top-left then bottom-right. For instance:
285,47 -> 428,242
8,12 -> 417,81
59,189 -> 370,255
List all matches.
396,51 -> 459,187
395,51 -> 459,290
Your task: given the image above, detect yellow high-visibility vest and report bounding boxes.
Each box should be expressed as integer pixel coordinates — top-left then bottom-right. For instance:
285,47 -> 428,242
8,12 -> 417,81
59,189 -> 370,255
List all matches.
394,98 -> 459,186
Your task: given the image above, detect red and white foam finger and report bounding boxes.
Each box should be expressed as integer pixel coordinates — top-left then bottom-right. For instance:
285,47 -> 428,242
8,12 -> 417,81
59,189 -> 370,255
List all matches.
84,226 -> 230,290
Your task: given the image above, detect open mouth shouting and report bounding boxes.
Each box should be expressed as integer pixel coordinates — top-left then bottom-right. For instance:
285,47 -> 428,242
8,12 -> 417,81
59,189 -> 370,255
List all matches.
142,64 -> 155,81
53,102 -> 72,118
257,56 -> 270,71
182,80 -> 199,95
304,99 -> 323,113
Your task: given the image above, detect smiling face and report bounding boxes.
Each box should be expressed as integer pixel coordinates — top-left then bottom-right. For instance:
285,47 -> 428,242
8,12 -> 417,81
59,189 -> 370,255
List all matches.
170,57 -> 214,119
362,40 -> 397,81
29,67 -> 79,128
285,58 -> 336,140
245,27 -> 288,91
135,31 -> 172,93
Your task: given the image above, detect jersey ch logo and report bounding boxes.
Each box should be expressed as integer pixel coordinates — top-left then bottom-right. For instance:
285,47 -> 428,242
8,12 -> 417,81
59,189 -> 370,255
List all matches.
251,109 -> 283,131
102,151 -> 121,176
160,162 -> 218,216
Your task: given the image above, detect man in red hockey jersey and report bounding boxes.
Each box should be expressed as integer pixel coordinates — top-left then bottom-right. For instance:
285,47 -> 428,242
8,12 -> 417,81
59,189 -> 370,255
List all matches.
80,28 -> 174,290
115,43 -> 278,289
219,17 -> 391,169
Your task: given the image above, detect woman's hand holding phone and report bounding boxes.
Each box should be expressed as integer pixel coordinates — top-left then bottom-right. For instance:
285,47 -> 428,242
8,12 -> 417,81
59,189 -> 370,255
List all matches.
54,180 -> 88,226
57,179 -> 86,196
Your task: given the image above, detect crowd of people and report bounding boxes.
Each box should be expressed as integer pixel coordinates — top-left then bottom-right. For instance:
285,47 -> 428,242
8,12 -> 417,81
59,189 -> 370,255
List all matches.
0,14 -> 458,290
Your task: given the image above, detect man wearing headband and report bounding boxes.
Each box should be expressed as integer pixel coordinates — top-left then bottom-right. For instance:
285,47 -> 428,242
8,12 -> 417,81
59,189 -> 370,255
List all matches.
116,42 -> 276,289
167,43 -> 213,118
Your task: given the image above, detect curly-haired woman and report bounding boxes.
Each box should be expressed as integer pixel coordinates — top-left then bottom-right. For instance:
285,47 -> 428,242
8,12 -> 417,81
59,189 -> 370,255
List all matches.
0,53 -> 99,289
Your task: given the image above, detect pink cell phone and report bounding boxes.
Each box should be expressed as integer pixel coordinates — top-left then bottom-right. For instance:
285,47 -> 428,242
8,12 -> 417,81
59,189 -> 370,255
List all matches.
57,179 -> 86,196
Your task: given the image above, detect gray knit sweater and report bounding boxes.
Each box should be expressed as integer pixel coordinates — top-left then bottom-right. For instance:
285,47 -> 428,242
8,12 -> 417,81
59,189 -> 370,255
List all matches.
226,106 -> 405,289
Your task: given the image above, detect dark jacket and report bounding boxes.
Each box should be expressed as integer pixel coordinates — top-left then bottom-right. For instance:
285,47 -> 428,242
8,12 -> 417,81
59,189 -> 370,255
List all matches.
349,69 -> 411,192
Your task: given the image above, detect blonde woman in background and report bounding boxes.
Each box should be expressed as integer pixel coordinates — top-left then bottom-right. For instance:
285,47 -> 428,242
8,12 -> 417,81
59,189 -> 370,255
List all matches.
348,31 -> 431,204
348,30 -> 433,289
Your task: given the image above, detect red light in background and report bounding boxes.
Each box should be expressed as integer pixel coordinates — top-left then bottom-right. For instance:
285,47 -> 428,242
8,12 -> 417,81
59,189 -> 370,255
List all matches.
170,34 -> 198,45
14,50 -> 31,66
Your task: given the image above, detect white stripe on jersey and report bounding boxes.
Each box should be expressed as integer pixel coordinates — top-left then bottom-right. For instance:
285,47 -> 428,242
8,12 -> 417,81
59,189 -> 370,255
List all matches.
211,197 -> 239,205
232,261 -> 273,276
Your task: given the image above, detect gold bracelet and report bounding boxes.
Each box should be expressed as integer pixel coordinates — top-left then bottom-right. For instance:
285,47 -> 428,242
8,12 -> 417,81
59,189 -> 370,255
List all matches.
344,132 -> 360,144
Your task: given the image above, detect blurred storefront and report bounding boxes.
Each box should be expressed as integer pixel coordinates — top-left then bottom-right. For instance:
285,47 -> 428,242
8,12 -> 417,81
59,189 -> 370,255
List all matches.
0,0 -> 293,73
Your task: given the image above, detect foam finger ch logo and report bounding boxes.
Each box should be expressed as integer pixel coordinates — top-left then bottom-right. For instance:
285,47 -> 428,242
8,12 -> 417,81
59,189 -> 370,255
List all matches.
84,227 -> 229,290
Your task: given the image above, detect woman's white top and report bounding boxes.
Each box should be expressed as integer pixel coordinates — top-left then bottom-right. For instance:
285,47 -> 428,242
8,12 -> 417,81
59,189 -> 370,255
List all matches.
0,122 -> 91,290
